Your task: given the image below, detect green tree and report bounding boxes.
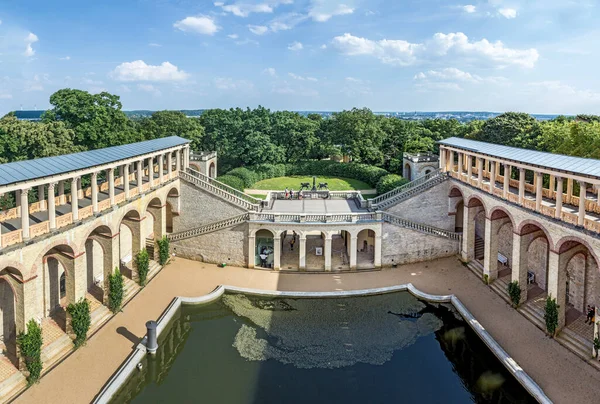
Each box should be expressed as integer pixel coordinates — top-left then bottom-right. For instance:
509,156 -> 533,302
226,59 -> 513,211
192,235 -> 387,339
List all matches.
139,110 -> 204,150
476,112 -> 541,149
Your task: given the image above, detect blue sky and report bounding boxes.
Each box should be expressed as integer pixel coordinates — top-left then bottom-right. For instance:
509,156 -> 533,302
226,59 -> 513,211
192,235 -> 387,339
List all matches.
0,0 -> 599,114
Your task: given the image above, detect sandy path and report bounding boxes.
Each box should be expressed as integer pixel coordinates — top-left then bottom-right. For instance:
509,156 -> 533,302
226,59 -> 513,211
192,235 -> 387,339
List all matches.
14,257 -> 600,404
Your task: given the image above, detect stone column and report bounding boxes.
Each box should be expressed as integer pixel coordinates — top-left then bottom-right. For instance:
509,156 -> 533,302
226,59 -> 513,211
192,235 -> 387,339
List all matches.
108,168 -> 115,206
374,235 -> 382,268
299,236 -> 307,271
273,236 -> 281,270
483,217 -> 502,282
137,160 -> 144,193
549,175 -> 556,198
461,204 -> 478,261
518,168 -> 525,205
511,232 -> 528,303
123,164 -> 130,199
547,250 -> 567,331
457,153 -> 463,177
77,177 -> 84,199
148,157 -> 154,186
167,152 -> 173,179
477,158 -> 483,187
71,177 -> 79,221
439,148 -> 446,171
101,235 -> 120,305
20,188 -> 30,239
48,182 -> 57,230
184,146 -> 190,169
578,181 -> 586,226
58,180 -> 65,205
503,164 -> 510,198
91,172 -> 99,214
176,150 -> 181,173
73,253 -> 87,302
349,235 -> 358,270
248,236 -> 255,268
555,177 -> 563,219
567,178 -> 573,203
324,234 -> 332,271
158,154 -> 164,184
535,172 -> 543,212
37,184 -> 46,211
489,161 -> 496,194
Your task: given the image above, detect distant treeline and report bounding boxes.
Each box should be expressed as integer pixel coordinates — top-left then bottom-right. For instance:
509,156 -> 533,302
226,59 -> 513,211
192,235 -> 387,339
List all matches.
2,89 -> 600,176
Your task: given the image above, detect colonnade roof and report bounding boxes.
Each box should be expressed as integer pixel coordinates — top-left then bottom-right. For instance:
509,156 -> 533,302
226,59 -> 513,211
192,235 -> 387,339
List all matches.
439,137 -> 600,178
0,136 -> 189,187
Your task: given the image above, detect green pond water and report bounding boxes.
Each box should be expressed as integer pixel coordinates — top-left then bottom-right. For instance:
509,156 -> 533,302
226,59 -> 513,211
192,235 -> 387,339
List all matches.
111,292 -> 536,403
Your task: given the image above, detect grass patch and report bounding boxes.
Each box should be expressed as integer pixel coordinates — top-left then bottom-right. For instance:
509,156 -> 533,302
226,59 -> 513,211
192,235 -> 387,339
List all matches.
251,176 -> 372,191
247,193 -> 267,200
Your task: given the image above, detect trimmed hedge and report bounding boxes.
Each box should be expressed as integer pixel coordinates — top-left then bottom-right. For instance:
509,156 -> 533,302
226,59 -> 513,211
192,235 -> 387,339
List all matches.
226,167 -> 259,188
216,175 -> 245,191
67,298 -> 91,348
376,174 -> 408,194
17,319 -> 43,385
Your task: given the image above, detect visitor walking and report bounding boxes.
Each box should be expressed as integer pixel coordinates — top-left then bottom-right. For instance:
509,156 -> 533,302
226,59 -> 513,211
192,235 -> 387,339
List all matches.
290,236 -> 296,251
285,187 -> 289,199
290,189 -> 294,199
587,305 -> 596,324
259,251 -> 268,268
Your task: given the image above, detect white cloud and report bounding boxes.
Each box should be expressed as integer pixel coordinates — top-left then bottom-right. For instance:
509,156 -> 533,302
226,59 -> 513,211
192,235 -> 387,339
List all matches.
263,67 -> 277,77
24,32 -> 38,57
308,1 -> 354,22
331,32 -> 539,68
228,34 -> 239,39
288,73 -> 317,81
268,12 -> 307,32
235,38 -> 259,46
174,16 -> 220,35
59,56 -> 71,60
320,44 -> 327,49
248,25 -> 269,35
498,7 -> 517,18
272,84 -> 319,97
288,41 -> 303,51
149,43 -> 162,47
462,5 -> 476,13
120,85 -> 132,93
111,60 -> 189,82
527,81 -> 600,102
137,83 -> 162,96
214,77 -> 254,91
24,74 -> 45,92
215,1 -> 292,17
414,68 -> 482,83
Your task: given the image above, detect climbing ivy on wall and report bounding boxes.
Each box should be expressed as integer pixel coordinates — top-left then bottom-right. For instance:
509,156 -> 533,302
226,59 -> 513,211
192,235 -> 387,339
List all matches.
157,236 -> 170,266
17,319 -> 43,385
136,249 -> 150,286
67,298 -> 91,348
108,268 -> 124,313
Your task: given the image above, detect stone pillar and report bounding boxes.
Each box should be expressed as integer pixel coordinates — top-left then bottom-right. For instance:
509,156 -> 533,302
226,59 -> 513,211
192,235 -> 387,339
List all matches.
549,175 -> 556,198
128,219 -> 144,282
439,148 -> 446,171
511,232 -> 528,303
148,157 -> 154,186
350,236 -> 358,270
578,181 -> 586,226
518,168 -> 525,205
184,146 -> 190,169
73,253 -> 87,302
535,172 -> 543,211
71,177 -> 79,221
273,236 -> 281,270
123,164 -> 130,199
555,177 -> 563,219
108,168 -> 115,206
489,161 -> 496,194
461,204 -> 478,261
91,172 -> 99,214
567,178 -> 573,203
299,236 -> 307,271
167,152 -> 173,179
477,158 -> 483,187
547,250 -> 567,331
152,205 -> 167,240
137,160 -> 144,193
457,153 -> 463,177
503,164 -> 510,198
176,150 -> 181,173
77,177 -> 84,199
374,235 -> 382,268
483,217 -> 501,281
48,183 -> 56,230
37,184 -> 46,211
158,154 -> 164,184
20,188 -> 30,239
248,236 -> 255,268
58,180 -> 65,205
101,235 -> 121,305
324,234 -> 332,271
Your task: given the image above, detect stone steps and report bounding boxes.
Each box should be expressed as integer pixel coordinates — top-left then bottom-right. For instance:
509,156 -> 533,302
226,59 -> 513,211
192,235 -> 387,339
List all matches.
0,371 -> 26,404
489,277 -> 512,305
123,276 -> 140,304
89,305 -> 112,334
41,333 -> 72,370
147,260 -> 161,281
474,235 -> 485,261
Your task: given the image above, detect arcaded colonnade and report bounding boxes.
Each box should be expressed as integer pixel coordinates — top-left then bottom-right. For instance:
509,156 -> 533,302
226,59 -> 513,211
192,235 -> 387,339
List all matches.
441,137 -> 600,331
0,137 -> 188,370
247,219 -> 382,271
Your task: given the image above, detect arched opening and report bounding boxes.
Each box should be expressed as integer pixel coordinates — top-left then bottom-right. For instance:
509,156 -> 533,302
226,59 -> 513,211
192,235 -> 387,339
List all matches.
119,209 -> 141,280
255,229 -> 274,269
334,230 -> 351,271
465,196 -> 486,264
189,162 -> 201,173
449,187 -> 464,233
166,187 -> 180,234
85,225 -> 113,307
209,162 -> 216,178
520,223 -> 550,300
0,270 -> 18,366
357,229 -> 375,269
280,229 -> 300,270
490,208 -> 514,281
404,163 -> 412,181
305,231 -> 327,271
42,244 -> 76,334
166,201 -> 174,234
145,197 -> 165,261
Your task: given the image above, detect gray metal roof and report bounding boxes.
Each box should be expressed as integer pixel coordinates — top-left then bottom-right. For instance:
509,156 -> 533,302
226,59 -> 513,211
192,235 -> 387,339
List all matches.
0,136 -> 189,187
438,137 -> 600,179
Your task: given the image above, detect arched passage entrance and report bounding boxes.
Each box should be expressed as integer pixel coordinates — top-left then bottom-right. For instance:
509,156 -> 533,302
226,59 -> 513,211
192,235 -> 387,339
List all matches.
356,229 -> 375,269
209,162 -> 216,178
0,267 -> 21,367
483,207 -> 515,282
448,187 -> 464,232
119,209 -> 142,281
42,244 -> 78,333
255,229 -> 275,269
85,225 -> 116,306
404,163 -> 412,181
461,195 -> 486,265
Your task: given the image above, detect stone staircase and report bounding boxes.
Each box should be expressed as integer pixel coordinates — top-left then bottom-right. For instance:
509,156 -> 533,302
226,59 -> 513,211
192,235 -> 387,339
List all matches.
382,212 -> 462,241
122,275 -> 140,304
474,235 -> 485,260
147,259 -> 162,281
181,169 -> 262,211
145,238 -> 155,260
489,275 -> 511,304
0,371 -> 26,404
168,213 -> 250,242
370,169 -> 448,210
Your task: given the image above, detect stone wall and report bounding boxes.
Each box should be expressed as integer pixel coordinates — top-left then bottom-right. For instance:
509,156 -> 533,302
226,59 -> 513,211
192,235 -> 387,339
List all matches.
497,222 -> 514,264
382,223 -> 460,266
527,238 -> 548,290
567,253 -> 585,311
385,181 -> 455,231
172,181 -> 246,233
171,223 -> 248,267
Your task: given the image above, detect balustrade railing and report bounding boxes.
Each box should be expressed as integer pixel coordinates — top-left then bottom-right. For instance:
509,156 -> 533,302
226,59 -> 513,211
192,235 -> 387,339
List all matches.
371,168 -> 444,206
382,212 -> 462,241
249,212 -> 379,223
168,213 -> 250,241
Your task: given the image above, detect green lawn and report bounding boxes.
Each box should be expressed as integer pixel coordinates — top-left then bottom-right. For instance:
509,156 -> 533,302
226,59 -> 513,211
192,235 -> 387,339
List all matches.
250,176 -> 373,191
247,193 -> 267,200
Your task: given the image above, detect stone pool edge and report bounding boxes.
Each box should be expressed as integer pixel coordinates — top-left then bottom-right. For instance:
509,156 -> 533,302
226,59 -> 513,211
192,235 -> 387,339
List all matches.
92,284 -> 551,404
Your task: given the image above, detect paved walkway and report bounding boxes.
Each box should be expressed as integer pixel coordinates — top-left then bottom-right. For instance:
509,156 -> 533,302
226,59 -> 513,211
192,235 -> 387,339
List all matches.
14,257 -> 600,404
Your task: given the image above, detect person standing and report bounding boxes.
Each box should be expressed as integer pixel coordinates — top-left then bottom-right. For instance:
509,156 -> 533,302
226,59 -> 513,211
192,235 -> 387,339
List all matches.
290,236 -> 296,251
290,189 -> 294,199
285,187 -> 289,199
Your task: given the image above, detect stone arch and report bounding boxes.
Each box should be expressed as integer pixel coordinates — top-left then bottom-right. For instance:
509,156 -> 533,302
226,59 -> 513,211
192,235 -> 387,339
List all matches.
145,197 -> 165,245
517,219 -> 555,250
489,206 -> 515,228
356,228 -> 375,268
556,236 -> 600,266
118,208 -> 143,280
0,269 -> 20,366
189,161 -> 201,173
465,194 -> 487,213
254,229 -> 276,269
209,162 -> 216,178
42,244 -> 77,330
82,225 -> 115,305
517,221 -> 551,291
404,163 -> 412,181
448,186 -> 464,198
